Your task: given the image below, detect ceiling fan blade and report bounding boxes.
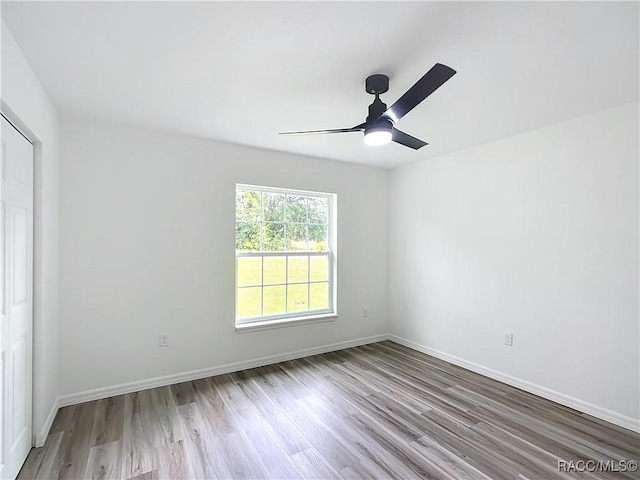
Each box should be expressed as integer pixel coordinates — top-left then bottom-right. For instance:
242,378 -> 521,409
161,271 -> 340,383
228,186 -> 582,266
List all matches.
280,126 -> 363,136
384,63 -> 456,122
392,128 -> 428,150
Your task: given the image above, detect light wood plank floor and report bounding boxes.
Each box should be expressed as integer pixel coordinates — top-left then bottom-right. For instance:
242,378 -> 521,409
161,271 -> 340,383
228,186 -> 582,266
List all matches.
19,341 -> 639,479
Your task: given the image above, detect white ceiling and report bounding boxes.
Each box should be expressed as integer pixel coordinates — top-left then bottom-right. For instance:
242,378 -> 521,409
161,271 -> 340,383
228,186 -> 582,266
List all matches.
2,1 -> 638,169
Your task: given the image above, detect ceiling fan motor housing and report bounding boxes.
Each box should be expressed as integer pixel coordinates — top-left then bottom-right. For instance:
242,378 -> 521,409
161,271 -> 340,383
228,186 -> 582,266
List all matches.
365,117 -> 393,135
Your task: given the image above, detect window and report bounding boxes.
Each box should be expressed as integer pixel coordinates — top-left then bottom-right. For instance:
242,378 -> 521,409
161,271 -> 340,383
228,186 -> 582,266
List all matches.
235,185 -> 336,328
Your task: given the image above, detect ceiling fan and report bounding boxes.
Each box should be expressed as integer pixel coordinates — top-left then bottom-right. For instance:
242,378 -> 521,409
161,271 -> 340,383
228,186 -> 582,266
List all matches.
280,63 -> 456,150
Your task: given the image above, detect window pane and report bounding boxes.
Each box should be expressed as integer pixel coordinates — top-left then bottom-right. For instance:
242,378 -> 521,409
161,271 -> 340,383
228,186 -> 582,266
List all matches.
310,256 -> 328,282
263,222 -> 284,251
236,222 -> 260,251
264,256 -> 286,285
310,282 -> 329,310
308,197 -> 328,224
263,285 -> 286,316
237,257 -> 262,287
263,192 -> 285,222
236,190 -> 261,221
285,195 -> 307,223
287,256 -> 308,283
286,224 -> 307,251
308,224 -> 327,251
237,287 -> 261,318
287,284 -> 308,312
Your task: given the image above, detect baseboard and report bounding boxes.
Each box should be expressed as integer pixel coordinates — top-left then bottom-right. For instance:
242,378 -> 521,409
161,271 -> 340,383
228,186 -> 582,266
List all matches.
58,334 -> 389,408
35,397 -> 60,447
388,334 -> 640,433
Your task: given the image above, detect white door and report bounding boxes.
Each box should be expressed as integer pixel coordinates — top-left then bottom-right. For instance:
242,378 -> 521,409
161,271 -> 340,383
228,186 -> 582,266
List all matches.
0,116 -> 33,480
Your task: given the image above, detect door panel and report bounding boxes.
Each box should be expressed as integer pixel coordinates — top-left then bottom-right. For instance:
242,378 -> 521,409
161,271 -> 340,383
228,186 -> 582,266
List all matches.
11,337 -> 26,446
0,116 -> 33,480
1,203 -> 4,316
12,208 -> 27,306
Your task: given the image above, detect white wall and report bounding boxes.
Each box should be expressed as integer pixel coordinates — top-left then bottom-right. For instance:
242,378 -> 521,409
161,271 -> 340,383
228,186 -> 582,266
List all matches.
0,22 -> 60,442
390,102 -> 639,430
58,120 -> 389,397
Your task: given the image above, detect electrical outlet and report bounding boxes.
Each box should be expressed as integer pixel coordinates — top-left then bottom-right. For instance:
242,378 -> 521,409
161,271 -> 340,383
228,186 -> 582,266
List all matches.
159,334 -> 169,347
362,308 -> 368,318
504,332 -> 513,347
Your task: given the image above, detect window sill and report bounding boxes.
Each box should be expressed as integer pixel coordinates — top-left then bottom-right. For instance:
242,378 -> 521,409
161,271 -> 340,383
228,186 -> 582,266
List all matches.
235,313 -> 338,333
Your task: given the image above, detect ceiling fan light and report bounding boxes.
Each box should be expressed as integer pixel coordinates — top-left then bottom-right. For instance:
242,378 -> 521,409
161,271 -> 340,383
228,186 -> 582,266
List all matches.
364,127 -> 392,146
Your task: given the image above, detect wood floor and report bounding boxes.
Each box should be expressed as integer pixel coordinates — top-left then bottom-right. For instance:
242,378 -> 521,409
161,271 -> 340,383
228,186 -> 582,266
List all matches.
19,341 -> 639,480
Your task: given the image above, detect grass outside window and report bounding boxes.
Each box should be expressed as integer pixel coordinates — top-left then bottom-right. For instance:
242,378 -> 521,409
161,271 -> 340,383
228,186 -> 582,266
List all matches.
236,255 -> 330,319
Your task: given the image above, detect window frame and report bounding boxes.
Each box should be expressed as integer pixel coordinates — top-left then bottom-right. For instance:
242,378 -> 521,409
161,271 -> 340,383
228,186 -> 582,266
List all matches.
235,184 -> 337,328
